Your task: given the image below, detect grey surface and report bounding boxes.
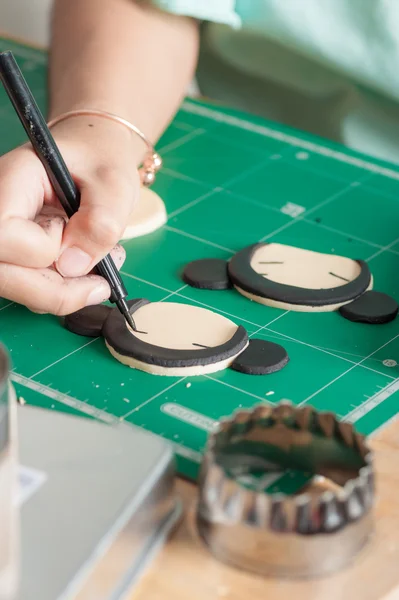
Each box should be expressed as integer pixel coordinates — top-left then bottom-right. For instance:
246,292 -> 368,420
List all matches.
18,405 -> 179,600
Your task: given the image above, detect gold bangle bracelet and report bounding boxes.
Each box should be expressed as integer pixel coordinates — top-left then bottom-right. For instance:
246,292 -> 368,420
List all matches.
47,109 -> 162,186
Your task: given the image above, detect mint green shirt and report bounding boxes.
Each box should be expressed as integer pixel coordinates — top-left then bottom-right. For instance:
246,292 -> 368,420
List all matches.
153,0 -> 399,164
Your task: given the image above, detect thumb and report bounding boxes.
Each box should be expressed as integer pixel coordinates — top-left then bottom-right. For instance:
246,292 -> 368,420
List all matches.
56,172 -> 137,277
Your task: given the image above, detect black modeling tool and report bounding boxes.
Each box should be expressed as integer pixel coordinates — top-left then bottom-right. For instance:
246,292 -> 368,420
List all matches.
0,50 -> 136,330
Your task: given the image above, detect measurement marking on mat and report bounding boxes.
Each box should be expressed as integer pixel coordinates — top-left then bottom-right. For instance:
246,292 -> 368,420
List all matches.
163,165 -> 399,259
250,311 -> 290,338
160,284 -> 188,302
171,443 -> 202,463
367,235 -> 399,262
299,333 -> 399,405
30,338 -> 99,378
121,272 -> 175,294
345,378 -> 399,424
280,202 -> 306,218
0,301 -> 14,312
205,375 -> 271,403
264,327 -> 393,379
383,359 -> 397,367
10,373 -> 116,424
260,183 -> 363,243
162,403 -> 217,432
182,101 -> 399,181
167,188 -> 221,219
158,128 -> 204,154
121,378 -> 186,419
165,226 -> 235,254
305,219 -> 392,252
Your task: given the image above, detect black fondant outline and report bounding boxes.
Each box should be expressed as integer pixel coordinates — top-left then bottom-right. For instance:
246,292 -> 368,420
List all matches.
102,299 -> 248,368
228,243 -> 371,307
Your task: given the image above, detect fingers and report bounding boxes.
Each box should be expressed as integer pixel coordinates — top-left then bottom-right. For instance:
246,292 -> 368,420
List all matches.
0,264 -> 110,316
0,245 -> 126,315
0,146 -> 52,220
0,147 -> 63,268
0,135 -> 135,290
0,215 -> 65,268
56,168 -> 138,278
108,244 -> 126,272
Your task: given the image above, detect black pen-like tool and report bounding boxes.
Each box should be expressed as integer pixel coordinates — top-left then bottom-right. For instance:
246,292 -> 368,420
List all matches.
0,51 -> 135,330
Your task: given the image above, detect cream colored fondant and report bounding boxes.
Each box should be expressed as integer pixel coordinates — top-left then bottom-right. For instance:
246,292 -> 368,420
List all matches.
121,187 -> 166,240
106,301 -> 246,375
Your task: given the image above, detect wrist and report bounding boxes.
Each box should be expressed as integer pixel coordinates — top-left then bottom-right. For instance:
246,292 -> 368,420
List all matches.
49,112 -> 146,166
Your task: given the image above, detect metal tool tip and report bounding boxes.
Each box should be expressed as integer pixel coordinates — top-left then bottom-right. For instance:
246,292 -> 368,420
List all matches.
125,310 -> 136,332
118,299 -> 136,331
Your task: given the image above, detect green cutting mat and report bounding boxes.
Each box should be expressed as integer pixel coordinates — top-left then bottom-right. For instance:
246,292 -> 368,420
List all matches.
1,38 -> 399,484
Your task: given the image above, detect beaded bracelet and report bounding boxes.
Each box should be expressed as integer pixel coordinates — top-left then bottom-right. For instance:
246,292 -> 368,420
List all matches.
47,109 -> 162,186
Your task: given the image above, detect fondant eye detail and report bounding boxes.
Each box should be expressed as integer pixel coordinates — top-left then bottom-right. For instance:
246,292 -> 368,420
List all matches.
328,272 -> 350,282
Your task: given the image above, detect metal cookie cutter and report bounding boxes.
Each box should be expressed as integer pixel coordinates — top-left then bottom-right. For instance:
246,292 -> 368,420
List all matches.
196,402 -> 374,578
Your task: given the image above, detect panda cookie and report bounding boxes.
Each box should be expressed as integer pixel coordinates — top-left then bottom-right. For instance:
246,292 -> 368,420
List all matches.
64,300 -> 289,377
121,186 -> 167,240
183,242 -> 398,323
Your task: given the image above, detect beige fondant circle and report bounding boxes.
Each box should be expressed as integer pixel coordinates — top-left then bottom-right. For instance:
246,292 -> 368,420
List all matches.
106,301 -> 247,376
121,187 -> 167,240
128,302 -> 238,349
250,244 -> 362,289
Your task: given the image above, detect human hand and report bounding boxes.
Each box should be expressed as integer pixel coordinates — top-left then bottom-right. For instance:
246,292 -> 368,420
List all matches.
0,115 -> 140,314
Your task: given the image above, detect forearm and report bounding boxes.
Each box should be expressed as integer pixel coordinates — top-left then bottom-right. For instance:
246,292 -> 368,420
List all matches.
49,0 -> 199,142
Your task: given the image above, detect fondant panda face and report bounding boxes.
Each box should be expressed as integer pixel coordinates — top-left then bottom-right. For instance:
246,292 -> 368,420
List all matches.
182,243 -> 398,323
228,243 -> 372,312
64,300 -> 290,377
102,299 -> 249,376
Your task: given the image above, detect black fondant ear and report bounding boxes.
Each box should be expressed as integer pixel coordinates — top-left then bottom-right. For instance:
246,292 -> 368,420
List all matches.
64,304 -> 112,337
182,258 -> 231,290
230,339 -> 289,375
339,290 -> 398,324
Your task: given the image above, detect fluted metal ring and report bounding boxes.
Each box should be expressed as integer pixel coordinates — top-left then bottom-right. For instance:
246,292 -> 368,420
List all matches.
196,401 -> 374,578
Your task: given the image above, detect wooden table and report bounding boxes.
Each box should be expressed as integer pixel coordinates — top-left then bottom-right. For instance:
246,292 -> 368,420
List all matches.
133,418 -> 399,600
